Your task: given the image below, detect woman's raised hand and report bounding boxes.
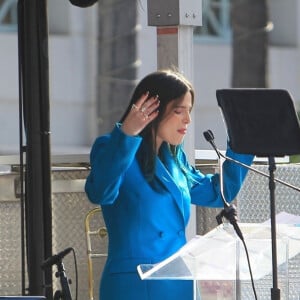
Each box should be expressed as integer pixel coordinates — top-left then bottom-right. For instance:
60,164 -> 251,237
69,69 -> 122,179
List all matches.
121,92 -> 160,136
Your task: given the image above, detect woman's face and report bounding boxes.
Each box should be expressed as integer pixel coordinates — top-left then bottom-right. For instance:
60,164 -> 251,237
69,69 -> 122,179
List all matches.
155,91 -> 192,152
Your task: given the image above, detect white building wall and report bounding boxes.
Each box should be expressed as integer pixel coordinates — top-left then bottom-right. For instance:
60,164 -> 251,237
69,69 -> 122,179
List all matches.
0,0 -> 300,154
0,33 -> 19,152
48,5 -> 98,153
193,43 -> 232,150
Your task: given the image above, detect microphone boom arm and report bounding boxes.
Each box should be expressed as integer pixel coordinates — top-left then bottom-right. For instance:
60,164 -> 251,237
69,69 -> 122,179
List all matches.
219,151 -> 300,193
203,127 -> 300,193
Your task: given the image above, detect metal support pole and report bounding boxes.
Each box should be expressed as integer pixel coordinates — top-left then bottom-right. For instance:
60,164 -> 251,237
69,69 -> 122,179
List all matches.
156,25 -> 195,160
147,0 -> 202,239
18,0 -> 52,298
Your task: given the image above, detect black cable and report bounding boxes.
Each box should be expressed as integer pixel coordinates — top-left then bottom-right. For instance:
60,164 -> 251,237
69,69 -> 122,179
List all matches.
241,238 -> 258,300
217,211 -> 258,300
71,248 -> 78,300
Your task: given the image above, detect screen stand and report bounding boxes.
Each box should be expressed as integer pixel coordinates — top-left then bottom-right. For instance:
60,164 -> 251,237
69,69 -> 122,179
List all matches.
268,156 -> 280,300
216,88 -> 300,300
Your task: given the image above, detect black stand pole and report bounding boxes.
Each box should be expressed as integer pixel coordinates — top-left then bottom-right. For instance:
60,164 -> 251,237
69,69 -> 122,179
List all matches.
53,260 -> 72,300
17,0 -> 52,297
268,157 -> 280,300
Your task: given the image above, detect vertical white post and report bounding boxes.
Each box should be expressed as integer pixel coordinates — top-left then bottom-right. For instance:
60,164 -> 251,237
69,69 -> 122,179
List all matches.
147,0 -> 202,240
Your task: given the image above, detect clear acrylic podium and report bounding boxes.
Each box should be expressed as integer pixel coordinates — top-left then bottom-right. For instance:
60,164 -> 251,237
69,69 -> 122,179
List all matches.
138,223 -> 300,299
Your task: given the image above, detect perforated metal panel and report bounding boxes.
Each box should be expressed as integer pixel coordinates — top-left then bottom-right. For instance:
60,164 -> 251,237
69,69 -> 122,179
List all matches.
1,160 -> 300,299
238,164 -> 300,222
0,165 -> 107,300
51,169 -> 105,300
0,200 -> 22,294
237,163 -> 300,300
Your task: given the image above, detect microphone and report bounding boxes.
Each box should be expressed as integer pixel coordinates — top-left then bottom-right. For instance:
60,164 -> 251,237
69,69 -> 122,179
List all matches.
203,129 -> 215,144
203,130 -> 244,240
203,130 -> 221,159
69,0 -> 98,7
41,247 -> 73,269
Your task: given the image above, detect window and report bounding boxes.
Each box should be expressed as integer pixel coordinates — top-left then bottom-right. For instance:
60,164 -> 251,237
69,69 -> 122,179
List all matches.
0,0 -> 17,32
194,0 -> 231,42
195,0 -> 298,46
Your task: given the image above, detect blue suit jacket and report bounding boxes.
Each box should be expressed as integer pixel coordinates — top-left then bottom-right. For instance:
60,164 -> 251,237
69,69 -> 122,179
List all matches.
85,124 -> 253,300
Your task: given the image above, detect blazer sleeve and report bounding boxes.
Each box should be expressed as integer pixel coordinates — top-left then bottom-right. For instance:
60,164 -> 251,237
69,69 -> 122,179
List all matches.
179,146 -> 254,207
85,124 -> 142,205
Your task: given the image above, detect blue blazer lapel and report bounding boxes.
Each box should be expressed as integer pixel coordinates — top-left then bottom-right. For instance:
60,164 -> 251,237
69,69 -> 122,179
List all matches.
155,157 -> 182,202
155,147 -> 190,223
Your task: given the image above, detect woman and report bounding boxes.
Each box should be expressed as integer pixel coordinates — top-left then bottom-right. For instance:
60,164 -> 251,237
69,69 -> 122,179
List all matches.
85,70 -> 253,300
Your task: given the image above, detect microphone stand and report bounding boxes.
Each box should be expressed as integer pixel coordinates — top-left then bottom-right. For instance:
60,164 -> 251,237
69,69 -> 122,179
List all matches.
268,156 -> 280,300
215,148 -> 245,241
53,260 -> 72,300
41,248 -> 73,300
203,130 -> 245,241
203,130 -> 300,300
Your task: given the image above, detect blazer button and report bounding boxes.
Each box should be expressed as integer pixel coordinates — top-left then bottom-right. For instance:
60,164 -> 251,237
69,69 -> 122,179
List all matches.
178,230 -> 184,237
159,231 -> 165,238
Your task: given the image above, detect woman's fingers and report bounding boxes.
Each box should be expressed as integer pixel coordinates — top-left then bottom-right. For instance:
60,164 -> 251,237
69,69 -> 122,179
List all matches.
122,93 -> 160,136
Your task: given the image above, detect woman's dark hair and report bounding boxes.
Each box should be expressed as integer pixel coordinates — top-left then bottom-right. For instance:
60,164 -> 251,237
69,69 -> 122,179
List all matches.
120,69 -> 195,183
